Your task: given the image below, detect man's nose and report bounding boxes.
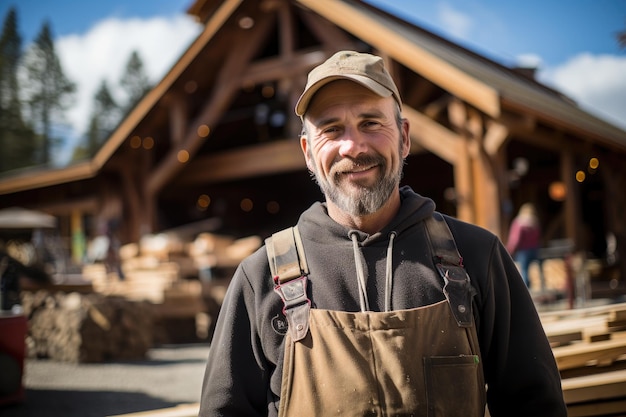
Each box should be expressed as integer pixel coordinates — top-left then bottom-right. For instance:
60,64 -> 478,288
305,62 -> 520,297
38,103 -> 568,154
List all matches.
338,128 -> 368,157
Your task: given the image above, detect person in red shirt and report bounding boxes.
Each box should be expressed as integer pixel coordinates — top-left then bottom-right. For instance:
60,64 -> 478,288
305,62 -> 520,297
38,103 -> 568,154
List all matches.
507,203 -> 542,288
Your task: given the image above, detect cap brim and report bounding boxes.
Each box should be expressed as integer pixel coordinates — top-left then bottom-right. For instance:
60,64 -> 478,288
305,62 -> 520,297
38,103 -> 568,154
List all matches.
295,74 -> 393,117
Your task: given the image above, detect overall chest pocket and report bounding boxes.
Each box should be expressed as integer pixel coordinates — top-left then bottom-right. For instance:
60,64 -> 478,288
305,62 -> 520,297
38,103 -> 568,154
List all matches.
424,354 -> 485,417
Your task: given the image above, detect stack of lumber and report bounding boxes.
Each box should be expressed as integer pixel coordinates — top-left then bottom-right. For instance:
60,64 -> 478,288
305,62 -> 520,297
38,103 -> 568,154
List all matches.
541,302 -> 626,416
84,261 -> 181,303
189,233 -> 262,268
81,232 -> 261,343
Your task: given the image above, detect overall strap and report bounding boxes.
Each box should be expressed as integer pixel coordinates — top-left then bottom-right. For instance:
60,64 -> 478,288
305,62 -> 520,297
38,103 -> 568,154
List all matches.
424,212 -> 476,327
266,226 -> 310,341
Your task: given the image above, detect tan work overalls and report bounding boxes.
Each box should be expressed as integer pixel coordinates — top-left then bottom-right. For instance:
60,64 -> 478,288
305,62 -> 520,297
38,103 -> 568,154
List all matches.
266,213 -> 486,417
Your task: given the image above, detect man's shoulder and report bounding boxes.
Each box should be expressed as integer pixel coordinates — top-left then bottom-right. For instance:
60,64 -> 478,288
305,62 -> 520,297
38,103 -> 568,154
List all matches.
438,213 -> 499,246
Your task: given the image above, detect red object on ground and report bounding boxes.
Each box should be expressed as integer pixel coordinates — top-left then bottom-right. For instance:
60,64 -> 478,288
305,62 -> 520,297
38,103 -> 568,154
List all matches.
0,312 -> 27,406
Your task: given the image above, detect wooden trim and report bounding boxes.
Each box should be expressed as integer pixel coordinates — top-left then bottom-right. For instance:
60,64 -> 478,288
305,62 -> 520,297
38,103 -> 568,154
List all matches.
297,0 -> 500,118
0,161 -> 94,195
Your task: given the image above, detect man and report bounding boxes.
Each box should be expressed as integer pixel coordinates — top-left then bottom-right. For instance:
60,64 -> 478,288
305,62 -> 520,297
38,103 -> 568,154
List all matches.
199,50 -> 566,417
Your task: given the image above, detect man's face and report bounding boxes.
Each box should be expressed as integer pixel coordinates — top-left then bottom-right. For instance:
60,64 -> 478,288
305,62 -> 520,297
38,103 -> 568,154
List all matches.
301,80 -> 410,216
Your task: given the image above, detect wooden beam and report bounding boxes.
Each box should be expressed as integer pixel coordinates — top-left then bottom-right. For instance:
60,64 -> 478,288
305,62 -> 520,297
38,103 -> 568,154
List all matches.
277,1 -> 295,57
455,137 -> 474,223
297,0 -> 500,118
493,147 -> 511,235
147,12 -> 277,195
561,151 -> 582,251
402,106 -> 460,165
168,93 -> 188,147
446,99 -> 474,222
240,49 -> 328,87
467,109 -> 501,234
176,139 -> 305,185
298,7 -> 355,50
484,121 -> 509,156
499,111 -> 536,133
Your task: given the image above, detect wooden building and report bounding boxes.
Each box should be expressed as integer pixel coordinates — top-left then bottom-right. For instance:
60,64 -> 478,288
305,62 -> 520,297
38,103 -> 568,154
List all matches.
1,0 -> 625,287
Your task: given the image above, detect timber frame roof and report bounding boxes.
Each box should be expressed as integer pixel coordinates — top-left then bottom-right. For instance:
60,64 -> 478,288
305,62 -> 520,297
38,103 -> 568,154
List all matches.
1,0 -> 625,196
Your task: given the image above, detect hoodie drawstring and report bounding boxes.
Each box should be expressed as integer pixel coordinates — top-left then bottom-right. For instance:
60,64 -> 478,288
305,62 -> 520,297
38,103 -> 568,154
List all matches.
349,231 -> 397,313
350,232 -> 370,312
385,232 -> 397,312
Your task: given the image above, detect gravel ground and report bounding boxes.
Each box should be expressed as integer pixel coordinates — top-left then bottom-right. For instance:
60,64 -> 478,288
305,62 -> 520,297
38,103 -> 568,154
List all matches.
1,344 -> 210,417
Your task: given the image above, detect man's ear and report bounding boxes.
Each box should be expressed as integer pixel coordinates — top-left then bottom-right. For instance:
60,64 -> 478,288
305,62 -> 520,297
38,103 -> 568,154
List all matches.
401,118 -> 411,158
300,134 -> 314,171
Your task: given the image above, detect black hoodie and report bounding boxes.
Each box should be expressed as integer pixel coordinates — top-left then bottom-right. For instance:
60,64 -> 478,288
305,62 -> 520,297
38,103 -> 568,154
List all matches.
199,186 -> 566,416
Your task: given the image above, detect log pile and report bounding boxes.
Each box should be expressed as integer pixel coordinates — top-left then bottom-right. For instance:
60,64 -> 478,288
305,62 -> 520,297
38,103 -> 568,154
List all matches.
20,290 -> 154,363
541,302 -> 626,416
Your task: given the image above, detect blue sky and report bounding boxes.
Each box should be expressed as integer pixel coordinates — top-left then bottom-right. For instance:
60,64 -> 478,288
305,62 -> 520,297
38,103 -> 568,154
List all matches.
369,0 -> 625,67
2,0 -> 625,163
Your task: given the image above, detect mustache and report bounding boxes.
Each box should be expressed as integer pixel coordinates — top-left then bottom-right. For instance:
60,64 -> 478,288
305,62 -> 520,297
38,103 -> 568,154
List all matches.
330,154 -> 385,176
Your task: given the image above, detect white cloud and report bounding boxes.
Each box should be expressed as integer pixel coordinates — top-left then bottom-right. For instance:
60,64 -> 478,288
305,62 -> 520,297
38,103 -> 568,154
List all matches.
538,53 -> 626,131
436,2 -> 472,39
514,53 -> 543,70
54,14 -> 202,157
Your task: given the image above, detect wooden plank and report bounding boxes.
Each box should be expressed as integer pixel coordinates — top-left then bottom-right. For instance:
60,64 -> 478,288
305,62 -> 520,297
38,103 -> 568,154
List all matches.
583,330 -> 611,343
566,399 -> 626,417
562,369 -> 626,404
548,330 -> 583,347
609,308 -> 626,322
542,314 -> 608,339
553,338 -> 626,371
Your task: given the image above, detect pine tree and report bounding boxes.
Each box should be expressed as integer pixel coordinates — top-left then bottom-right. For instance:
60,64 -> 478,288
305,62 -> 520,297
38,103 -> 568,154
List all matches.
618,20 -> 626,49
73,79 -> 119,160
20,21 -> 75,165
0,6 -> 35,172
119,50 -> 151,113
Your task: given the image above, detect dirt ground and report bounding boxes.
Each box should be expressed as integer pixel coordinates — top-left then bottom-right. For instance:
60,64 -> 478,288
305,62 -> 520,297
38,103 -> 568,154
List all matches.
1,344 -> 209,417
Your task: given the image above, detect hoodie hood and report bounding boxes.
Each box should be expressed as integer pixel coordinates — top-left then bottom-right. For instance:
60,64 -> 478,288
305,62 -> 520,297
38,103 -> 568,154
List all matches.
299,186 -> 436,245
295,185 -> 436,312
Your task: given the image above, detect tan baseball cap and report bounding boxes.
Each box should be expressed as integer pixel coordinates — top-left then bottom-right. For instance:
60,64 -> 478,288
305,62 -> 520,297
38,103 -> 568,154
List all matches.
295,50 -> 402,117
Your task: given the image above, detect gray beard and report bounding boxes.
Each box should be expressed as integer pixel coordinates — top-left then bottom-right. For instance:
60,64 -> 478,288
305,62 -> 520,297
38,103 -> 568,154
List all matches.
312,155 -> 403,216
